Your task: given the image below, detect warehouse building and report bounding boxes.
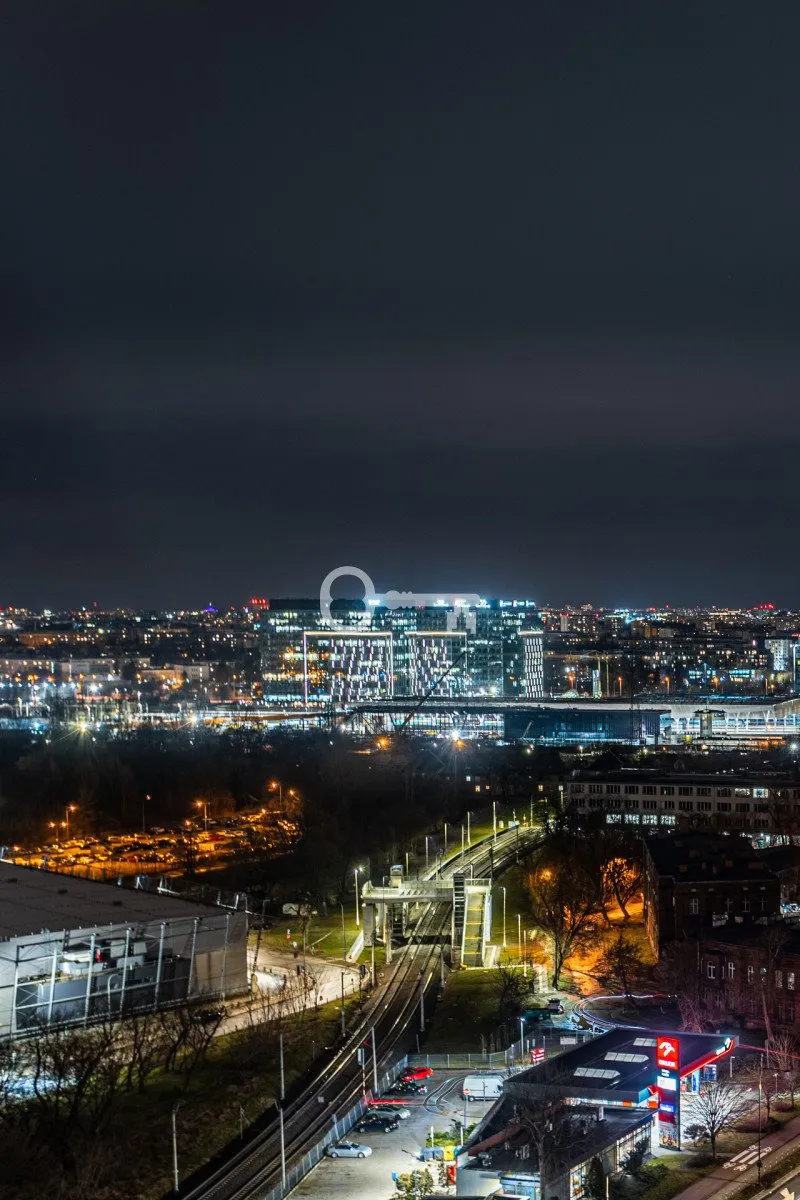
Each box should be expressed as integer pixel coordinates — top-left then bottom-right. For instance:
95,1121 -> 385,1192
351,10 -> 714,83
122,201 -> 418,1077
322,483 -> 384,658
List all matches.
0,862 -> 248,1036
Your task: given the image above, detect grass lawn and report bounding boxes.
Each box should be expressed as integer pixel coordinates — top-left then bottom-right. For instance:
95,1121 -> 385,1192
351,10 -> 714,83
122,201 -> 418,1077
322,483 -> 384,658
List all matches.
423,969 -> 502,1053
254,903 -> 361,958
626,1155 -> 715,1200
490,862 -> 533,958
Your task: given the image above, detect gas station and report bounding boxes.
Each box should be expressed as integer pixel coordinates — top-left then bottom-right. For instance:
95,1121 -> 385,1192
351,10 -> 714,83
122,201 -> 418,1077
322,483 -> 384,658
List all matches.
504,1027 -> 738,1151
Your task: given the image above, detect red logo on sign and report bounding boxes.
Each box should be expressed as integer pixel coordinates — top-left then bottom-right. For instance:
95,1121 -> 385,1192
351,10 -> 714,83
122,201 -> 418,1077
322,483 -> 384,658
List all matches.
657,1037 -> 680,1071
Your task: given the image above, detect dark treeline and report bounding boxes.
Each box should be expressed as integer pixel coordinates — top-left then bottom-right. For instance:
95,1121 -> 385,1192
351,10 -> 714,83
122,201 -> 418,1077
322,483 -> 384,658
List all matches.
0,728 -> 564,903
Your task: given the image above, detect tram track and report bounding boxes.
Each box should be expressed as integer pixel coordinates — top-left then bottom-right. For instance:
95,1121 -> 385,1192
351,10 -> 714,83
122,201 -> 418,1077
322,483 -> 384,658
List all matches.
179,826 -> 537,1200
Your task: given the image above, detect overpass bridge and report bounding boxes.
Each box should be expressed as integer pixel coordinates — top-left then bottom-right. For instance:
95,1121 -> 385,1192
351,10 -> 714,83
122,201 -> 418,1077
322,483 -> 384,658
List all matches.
361,866 -> 493,967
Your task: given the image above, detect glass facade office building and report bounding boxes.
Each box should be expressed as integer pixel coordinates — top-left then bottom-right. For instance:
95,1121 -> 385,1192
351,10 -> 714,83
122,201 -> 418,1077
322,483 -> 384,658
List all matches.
259,598 -> 543,706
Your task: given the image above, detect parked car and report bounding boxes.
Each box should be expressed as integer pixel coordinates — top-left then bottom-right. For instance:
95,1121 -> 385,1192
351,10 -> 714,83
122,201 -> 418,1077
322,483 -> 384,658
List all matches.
547,998 -> 565,1014
373,1104 -> 410,1120
355,1114 -> 400,1133
400,1065 -> 434,1082
196,1007 -> 225,1024
388,1081 -> 428,1097
325,1141 -> 372,1159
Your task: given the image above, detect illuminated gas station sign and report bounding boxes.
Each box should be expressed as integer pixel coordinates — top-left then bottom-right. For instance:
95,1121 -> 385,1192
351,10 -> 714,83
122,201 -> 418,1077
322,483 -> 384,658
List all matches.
657,1037 -> 680,1071
656,1038 -> 681,1149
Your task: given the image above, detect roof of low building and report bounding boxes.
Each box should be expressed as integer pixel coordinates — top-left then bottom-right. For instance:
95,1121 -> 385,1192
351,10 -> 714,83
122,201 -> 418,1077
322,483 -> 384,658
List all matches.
462,1099 -> 652,1179
0,861 -> 212,939
645,832 -> 778,885
503,1028 -> 734,1106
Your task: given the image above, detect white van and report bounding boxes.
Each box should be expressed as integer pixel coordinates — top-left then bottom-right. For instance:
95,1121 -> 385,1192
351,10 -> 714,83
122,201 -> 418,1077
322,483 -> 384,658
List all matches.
462,1074 -> 504,1101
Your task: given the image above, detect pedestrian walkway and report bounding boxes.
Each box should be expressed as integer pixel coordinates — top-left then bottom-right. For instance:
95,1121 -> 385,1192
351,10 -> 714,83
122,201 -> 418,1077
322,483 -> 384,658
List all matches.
675,1111 -> 800,1200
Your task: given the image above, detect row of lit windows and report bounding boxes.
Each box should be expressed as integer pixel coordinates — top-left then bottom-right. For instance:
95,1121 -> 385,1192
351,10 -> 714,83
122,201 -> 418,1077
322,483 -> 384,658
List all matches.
576,783 -> 775,798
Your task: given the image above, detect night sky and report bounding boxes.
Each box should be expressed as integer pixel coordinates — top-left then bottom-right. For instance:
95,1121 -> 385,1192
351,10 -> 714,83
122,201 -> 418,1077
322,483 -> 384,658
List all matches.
3,3 -> 800,610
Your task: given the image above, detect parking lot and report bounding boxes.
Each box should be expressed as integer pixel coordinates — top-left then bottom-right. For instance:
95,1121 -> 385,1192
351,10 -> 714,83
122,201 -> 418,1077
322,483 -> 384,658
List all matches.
288,1069 -> 498,1200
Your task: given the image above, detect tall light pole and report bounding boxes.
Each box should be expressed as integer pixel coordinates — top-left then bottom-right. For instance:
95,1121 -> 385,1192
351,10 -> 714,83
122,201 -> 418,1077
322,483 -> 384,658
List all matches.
517,913 -> 521,959
502,887 -> 507,947
757,1056 -> 763,1183
425,836 -> 429,870
195,799 -> 208,832
172,1100 -> 184,1194
493,800 -> 497,844
65,805 -> 77,836
142,793 -> 151,836
278,1102 -> 286,1188
340,971 -> 346,1037
270,779 -> 283,805
354,866 -> 361,927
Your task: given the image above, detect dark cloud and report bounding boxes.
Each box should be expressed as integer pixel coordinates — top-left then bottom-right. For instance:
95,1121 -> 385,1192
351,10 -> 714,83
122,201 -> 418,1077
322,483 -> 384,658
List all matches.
1,2 -> 799,606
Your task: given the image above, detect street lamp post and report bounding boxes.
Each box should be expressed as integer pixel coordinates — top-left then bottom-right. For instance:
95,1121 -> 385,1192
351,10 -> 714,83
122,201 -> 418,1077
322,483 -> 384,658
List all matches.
65,805 -> 77,836
757,1056 -> 763,1183
142,793 -> 151,836
517,913 -> 521,959
354,867 -> 361,927
195,799 -> 208,832
172,1100 -> 184,1194
340,971 -> 346,1037
502,887 -> 507,947
493,800 -> 497,844
425,836 -> 429,870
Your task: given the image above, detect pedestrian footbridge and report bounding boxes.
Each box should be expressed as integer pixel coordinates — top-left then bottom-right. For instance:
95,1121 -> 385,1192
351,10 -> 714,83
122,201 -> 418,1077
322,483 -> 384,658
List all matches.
361,869 -> 492,967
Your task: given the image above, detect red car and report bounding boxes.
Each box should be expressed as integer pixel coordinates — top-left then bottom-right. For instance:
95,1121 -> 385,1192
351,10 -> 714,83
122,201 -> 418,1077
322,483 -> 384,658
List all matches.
400,1066 -> 434,1082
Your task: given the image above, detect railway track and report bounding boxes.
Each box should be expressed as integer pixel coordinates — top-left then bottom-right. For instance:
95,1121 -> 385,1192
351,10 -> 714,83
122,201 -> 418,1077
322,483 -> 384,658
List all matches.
179,825 -> 537,1200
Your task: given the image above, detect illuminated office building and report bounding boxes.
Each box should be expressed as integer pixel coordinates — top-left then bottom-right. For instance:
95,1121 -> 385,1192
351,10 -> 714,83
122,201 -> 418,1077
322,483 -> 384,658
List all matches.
259,597 -> 543,706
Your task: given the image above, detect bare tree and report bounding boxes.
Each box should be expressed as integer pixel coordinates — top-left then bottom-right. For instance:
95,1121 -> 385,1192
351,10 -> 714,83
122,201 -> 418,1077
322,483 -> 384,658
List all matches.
528,861 -> 602,987
517,1095 -> 582,1200
767,1031 -> 800,1108
684,1080 -> 751,1159
123,1011 -> 171,1093
492,958 -> 537,1021
592,932 -> 648,1002
602,854 -> 642,923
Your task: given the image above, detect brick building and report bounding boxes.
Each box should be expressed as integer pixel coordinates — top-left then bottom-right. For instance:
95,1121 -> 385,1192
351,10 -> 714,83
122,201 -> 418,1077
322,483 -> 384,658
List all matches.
643,832 -> 781,953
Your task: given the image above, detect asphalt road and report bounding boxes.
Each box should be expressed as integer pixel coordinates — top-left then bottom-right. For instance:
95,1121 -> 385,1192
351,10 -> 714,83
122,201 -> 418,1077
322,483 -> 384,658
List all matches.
288,1070 -> 498,1200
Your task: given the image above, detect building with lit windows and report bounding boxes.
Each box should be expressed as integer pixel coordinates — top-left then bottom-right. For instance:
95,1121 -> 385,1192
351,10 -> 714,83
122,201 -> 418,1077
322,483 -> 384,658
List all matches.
566,767 -> 800,836
302,629 -> 393,704
258,597 -> 544,707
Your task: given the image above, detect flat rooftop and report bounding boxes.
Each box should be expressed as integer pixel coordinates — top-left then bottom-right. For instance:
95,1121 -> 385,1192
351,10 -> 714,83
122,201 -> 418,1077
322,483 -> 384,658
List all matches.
504,1028 -> 735,1106
0,861 -> 210,939
464,1101 -> 652,1177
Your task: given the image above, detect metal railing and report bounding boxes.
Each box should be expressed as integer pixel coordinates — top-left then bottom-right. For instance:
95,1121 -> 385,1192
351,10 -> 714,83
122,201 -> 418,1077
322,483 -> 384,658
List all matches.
406,1031 -> 597,1072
